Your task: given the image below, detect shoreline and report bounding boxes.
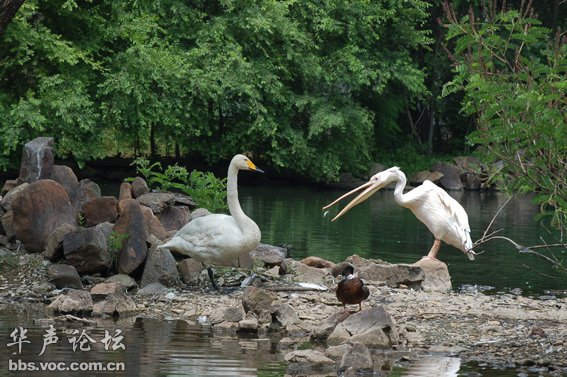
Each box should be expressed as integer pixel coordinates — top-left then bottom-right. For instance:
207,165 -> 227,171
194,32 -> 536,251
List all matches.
1,249 -> 566,376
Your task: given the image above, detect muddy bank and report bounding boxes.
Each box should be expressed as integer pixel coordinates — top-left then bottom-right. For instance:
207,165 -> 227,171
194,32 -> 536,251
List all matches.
1,249 -> 566,376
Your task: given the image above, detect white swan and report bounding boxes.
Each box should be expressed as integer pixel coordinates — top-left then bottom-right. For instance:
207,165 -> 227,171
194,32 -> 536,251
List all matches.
158,154 -> 263,289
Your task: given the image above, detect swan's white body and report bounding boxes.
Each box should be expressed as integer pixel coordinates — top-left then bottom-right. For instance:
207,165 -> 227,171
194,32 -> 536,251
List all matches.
324,167 -> 475,260
158,154 -> 262,269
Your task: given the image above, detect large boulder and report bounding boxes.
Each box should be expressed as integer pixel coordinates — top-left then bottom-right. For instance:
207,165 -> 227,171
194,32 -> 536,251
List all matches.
113,199 -> 148,275
44,223 -> 78,261
431,162 -> 463,190
136,192 -> 195,231
12,180 -> 78,252
327,306 -> 398,348
51,165 -> 80,207
241,287 -> 278,316
46,264 -> 83,289
81,196 -> 119,227
412,258 -> 452,292
63,224 -> 113,274
140,241 -> 181,288
46,289 -> 93,315
131,177 -> 149,198
18,137 -> 55,184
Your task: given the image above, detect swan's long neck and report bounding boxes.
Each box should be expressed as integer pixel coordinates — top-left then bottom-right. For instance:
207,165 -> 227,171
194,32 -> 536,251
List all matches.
226,163 -> 248,226
392,170 -> 409,207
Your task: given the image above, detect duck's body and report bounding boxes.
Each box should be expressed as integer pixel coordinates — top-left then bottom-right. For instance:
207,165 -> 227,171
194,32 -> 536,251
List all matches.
158,154 -> 263,289
336,265 -> 369,311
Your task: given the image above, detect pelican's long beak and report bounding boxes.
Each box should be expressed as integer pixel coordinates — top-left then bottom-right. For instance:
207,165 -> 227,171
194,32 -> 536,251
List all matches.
322,179 -> 385,221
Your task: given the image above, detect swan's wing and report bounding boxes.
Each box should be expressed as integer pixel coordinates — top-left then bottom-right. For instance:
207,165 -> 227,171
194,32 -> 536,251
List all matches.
175,214 -> 243,247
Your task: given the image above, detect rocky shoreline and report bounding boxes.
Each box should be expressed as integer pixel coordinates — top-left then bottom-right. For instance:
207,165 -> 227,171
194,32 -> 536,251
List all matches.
1,246 -> 566,376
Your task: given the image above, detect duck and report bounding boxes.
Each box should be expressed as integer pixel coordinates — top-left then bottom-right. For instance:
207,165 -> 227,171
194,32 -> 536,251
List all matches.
158,154 -> 264,290
336,264 -> 370,311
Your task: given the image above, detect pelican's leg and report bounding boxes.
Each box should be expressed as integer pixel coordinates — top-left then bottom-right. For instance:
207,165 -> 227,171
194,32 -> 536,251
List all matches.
206,266 -> 220,291
423,239 -> 441,260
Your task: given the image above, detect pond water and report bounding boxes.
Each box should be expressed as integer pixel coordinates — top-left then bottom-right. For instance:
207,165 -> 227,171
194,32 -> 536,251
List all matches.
239,185 -> 566,296
2,185 -> 564,377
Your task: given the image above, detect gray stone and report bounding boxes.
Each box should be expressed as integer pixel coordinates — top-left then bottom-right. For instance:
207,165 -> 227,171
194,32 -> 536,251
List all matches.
92,289 -> 137,317
140,242 -> 181,288
284,350 -> 334,365
47,289 -> 93,314
18,137 -> 55,184
136,282 -> 168,296
431,162 -> 463,190
63,225 -> 112,274
52,165 -> 80,208
412,258 -> 452,292
46,264 -> 83,289
272,303 -> 300,327
340,342 -> 373,371
131,177 -> 149,198
177,258 -> 204,285
312,309 -> 352,340
81,196 -> 119,227
241,286 -> 278,316
105,274 -> 138,291
251,243 -> 288,267
0,183 -> 29,212
45,223 -> 77,261
90,282 -> 123,299
136,192 -> 197,214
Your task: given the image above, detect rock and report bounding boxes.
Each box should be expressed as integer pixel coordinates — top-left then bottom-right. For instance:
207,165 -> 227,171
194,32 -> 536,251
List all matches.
12,180 -> 78,253
347,255 -> 424,289
136,282 -> 169,296
81,196 -> 118,227
90,282 -> 123,299
239,314 -> 259,332
105,274 -> 138,291
294,261 -> 331,286
131,177 -> 149,198
412,259 -> 452,292
431,162 -> 463,190
2,211 -> 14,239
92,288 -> 137,317
177,258 -> 205,285
272,303 -> 300,327
76,179 -> 102,206
301,256 -> 335,269
46,264 -> 83,289
18,137 -> 55,184
113,199 -> 148,275
63,225 -> 112,274
0,183 -> 29,212
47,289 -> 93,314
118,182 -> 133,202
1,179 -> 18,196
312,309 -> 352,340
136,192 -> 195,231
340,342 -> 373,371
156,205 -> 191,232
251,243 -> 288,267
241,286 -> 278,316
45,223 -> 77,261
284,350 -> 334,366
328,306 -> 397,348
140,206 -> 167,241
325,344 -> 352,359
51,165 -> 80,207
411,170 -> 444,185
140,242 -> 181,288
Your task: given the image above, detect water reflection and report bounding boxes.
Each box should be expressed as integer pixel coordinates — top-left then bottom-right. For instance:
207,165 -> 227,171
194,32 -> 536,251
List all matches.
240,186 -> 565,294
402,356 -> 461,377
0,307 -> 283,377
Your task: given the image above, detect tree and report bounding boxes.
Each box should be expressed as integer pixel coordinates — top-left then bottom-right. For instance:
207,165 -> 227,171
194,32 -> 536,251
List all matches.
0,0 -> 25,36
442,1 -> 567,226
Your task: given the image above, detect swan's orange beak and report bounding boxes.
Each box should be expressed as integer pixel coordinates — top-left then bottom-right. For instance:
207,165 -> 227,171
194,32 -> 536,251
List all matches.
322,179 -> 385,221
246,160 -> 265,174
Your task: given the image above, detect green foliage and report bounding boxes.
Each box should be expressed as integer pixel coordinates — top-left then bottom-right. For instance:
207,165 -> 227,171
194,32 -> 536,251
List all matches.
107,230 -> 128,270
130,158 -> 228,213
0,0 -> 431,181
443,1 -> 567,226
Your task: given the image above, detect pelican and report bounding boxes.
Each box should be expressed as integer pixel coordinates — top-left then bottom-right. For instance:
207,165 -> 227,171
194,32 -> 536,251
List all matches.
158,154 -> 264,290
336,264 -> 370,311
323,167 -> 476,261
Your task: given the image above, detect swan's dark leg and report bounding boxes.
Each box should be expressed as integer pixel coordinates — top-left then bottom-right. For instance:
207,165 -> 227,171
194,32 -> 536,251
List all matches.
206,266 -> 220,291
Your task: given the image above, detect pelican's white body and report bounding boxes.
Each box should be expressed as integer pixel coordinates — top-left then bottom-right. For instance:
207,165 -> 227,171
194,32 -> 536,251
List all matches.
324,166 -> 475,260
396,179 -> 473,254
158,154 -> 261,266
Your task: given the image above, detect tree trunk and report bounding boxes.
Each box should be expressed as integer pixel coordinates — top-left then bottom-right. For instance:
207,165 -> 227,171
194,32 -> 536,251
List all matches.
0,0 -> 26,37
150,124 -> 156,157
